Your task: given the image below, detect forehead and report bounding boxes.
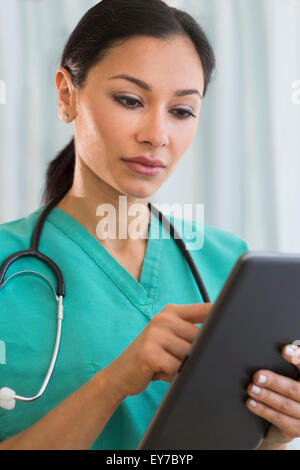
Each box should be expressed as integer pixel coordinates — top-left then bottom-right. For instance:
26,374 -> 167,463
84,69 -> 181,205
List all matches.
88,35 -> 204,94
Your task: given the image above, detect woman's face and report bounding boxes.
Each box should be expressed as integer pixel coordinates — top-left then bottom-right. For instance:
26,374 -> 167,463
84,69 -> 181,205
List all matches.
57,35 -> 205,200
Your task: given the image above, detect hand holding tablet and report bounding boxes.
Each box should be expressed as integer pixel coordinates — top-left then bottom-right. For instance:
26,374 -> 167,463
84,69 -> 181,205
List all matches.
247,343 -> 300,449
138,252 -> 300,450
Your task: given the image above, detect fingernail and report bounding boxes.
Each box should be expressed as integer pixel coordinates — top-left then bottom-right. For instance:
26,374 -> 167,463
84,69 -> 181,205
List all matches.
251,385 -> 261,394
258,374 -> 267,384
249,399 -> 258,407
293,349 -> 300,364
285,346 -> 295,357
284,345 -> 300,364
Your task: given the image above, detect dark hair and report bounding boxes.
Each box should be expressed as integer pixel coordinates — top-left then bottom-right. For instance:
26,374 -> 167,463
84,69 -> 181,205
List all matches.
43,0 -> 215,204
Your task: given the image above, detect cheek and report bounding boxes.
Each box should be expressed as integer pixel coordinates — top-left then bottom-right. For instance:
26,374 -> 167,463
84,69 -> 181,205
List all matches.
76,100 -> 130,156
171,124 -> 198,163
75,94 -> 198,173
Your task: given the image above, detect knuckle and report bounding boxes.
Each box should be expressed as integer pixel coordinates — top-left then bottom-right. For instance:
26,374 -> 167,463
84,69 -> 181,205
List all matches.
162,303 -> 176,313
280,397 -> 292,414
140,345 -> 177,376
162,362 -> 175,376
287,381 -> 299,399
154,356 -> 172,376
149,315 -> 162,329
153,311 -> 171,325
154,310 -> 179,328
148,316 -> 165,333
157,311 -> 172,323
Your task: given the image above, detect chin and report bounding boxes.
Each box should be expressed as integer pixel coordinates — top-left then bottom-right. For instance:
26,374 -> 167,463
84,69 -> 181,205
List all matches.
126,190 -> 154,200
119,180 -> 159,200
123,188 -> 155,201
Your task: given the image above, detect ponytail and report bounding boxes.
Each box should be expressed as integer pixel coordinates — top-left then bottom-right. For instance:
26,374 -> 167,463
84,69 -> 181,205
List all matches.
42,137 -> 75,204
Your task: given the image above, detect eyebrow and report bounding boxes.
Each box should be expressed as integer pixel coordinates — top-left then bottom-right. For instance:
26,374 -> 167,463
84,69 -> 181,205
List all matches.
108,74 -> 202,99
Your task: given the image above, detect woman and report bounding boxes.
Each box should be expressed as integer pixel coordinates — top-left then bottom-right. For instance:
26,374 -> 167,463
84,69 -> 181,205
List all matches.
0,0 -> 299,451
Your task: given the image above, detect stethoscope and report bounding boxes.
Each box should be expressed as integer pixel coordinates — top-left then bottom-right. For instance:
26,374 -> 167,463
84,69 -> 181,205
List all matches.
0,190 -> 210,410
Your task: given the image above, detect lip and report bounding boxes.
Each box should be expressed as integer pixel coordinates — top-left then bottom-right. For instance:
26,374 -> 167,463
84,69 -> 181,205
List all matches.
122,156 -> 166,167
122,160 -> 165,176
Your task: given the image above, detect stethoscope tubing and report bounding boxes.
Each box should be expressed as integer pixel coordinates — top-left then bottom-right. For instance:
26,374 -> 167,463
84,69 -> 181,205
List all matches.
15,296 -> 63,402
0,190 -> 209,408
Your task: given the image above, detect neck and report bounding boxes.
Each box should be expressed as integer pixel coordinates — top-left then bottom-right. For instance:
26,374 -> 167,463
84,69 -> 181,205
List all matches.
56,159 -> 151,254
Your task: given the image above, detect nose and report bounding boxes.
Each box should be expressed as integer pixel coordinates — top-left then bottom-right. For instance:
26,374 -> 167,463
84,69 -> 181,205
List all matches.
136,109 -> 169,148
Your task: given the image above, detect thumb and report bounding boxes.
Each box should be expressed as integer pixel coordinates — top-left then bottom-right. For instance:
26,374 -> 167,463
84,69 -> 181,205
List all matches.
282,344 -> 300,369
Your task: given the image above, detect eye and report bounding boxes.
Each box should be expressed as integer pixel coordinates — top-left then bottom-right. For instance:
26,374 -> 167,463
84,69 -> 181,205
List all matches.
172,109 -> 195,120
112,95 -> 196,120
113,96 -> 143,109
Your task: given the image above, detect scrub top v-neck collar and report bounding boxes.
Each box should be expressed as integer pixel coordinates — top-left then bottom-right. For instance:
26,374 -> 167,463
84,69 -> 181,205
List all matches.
45,207 -> 164,317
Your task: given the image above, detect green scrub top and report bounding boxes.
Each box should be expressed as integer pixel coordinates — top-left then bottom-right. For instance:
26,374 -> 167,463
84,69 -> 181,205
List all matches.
0,205 -> 249,449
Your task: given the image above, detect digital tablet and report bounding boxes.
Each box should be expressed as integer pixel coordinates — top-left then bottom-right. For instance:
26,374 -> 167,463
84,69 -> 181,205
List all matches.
137,252 -> 300,450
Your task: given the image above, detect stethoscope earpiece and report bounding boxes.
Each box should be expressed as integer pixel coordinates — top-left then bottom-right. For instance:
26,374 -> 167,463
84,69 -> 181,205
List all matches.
0,387 -> 16,410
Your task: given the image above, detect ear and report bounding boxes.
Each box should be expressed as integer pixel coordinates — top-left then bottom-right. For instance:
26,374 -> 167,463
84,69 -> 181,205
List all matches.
55,67 -> 77,122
